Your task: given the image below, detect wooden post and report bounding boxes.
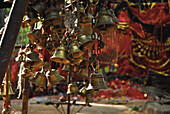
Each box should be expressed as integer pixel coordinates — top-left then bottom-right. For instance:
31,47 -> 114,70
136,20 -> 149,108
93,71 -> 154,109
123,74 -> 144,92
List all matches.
22,77 -> 30,114
0,0 -> 29,85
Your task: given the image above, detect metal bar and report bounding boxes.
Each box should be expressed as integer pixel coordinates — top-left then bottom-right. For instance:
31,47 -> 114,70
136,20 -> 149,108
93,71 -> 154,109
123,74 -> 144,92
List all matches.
0,0 -> 29,85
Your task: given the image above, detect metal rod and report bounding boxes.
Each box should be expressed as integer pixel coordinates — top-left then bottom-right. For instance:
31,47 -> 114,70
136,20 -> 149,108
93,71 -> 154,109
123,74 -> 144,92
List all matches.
0,0 -> 29,85
67,72 -> 71,114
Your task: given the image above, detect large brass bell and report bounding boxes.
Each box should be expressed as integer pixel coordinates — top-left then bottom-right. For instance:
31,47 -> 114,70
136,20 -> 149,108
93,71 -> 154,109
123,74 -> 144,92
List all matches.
50,44 -> 70,64
46,69 -> 64,86
87,70 -> 108,90
0,81 -> 14,96
23,8 -> 39,25
66,82 -> 78,94
93,6 -> 116,34
62,64 -> 72,72
31,1 -> 45,17
27,29 -> 42,45
68,39 -> 84,59
25,49 -> 44,68
78,34 -> 94,51
76,68 -> 88,79
30,70 -> 47,89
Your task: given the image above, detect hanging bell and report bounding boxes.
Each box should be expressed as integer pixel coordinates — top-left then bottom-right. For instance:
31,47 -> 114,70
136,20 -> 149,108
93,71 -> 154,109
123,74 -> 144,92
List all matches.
78,34 -> 94,51
87,70 -> 108,90
44,37 -> 55,54
68,39 -> 84,59
15,52 -> 26,62
43,3 -> 61,26
50,44 -> 70,64
71,56 -> 84,65
76,68 -> 88,79
23,8 -> 40,25
0,81 -> 15,96
62,64 -> 72,72
25,49 -> 44,68
30,70 -> 47,89
46,69 -> 64,86
27,29 -> 42,45
66,82 -> 78,94
73,2 -> 87,20
31,1 -> 45,17
79,86 -> 87,96
93,6 -> 116,34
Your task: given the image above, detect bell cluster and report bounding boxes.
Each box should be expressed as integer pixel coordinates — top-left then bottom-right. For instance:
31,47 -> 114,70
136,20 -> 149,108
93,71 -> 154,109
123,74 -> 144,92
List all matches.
14,0 -> 119,103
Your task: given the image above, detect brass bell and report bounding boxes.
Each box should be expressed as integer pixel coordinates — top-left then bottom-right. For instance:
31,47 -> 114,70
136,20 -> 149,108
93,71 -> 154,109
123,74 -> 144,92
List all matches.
71,56 -> 84,65
50,44 -> 70,64
78,34 -> 94,51
30,70 -> 47,89
27,29 -> 42,45
87,70 -> 108,90
44,37 -> 55,54
93,6 -> 116,34
43,1 -> 61,26
79,86 -> 87,96
31,1 -> 45,17
25,49 -> 44,68
62,64 -> 72,72
73,2 -> 87,20
76,68 -> 88,79
66,82 -> 78,94
68,39 -> 84,59
0,81 -> 15,96
23,8 -> 40,25
46,69 -> 64,86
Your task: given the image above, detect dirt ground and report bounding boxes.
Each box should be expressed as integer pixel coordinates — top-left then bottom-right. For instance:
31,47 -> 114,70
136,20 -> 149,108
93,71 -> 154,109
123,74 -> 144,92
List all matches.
0,96 -> 146,114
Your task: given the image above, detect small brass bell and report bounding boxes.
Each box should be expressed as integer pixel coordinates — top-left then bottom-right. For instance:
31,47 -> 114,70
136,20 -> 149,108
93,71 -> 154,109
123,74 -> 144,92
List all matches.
46,69 -> 64,86
78,34 -> 94,51
87,70 -> 108,90
79,86 -> 87,96
30,70 -> 47,89
76,68 -> 88,79
44,37 -> 55,54
25,49 -> 44,68
31,1 -> 45,17
71,56 -> 84,65
73,2 -> 87,20
68,39 -> 84,59
66,82 -> 78,94
43,2 -> 61,26
93,6 -> 116,34
50,44 -> 70,64
27,29 -> 42,45
62,64 -> 72,72
0,81 -> 15,96
23,8 -> 40,25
